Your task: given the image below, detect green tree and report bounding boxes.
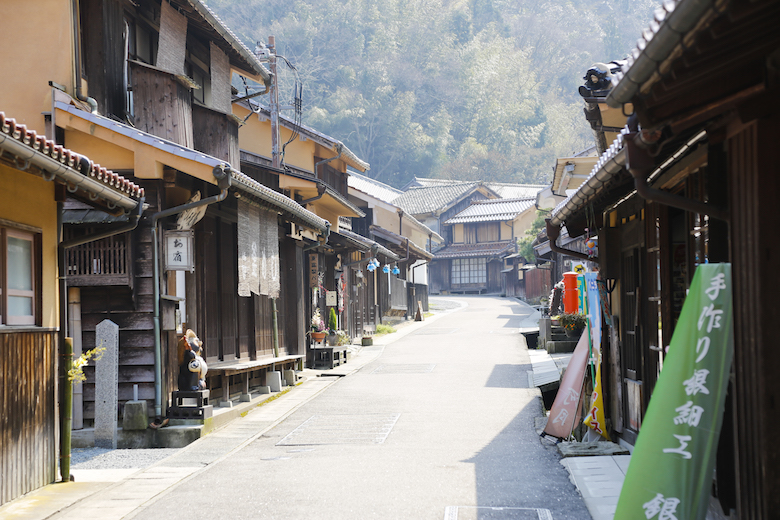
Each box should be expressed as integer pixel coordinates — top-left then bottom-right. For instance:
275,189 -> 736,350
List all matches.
518,209 -> 550,263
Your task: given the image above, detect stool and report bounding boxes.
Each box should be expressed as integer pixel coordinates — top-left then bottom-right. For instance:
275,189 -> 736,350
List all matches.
169,390 -> 213,419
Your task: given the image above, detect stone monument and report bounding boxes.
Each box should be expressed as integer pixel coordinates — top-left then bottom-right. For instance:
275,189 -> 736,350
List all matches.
94,319 -> 119,448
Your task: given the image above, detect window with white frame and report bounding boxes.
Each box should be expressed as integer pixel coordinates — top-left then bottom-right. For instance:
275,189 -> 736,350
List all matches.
1,226 -> 39,325
451,257 -> 486,285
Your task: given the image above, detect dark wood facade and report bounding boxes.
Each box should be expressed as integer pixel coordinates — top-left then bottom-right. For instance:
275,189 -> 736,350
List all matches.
130,61 -> 194,149
549,0 -> 780,514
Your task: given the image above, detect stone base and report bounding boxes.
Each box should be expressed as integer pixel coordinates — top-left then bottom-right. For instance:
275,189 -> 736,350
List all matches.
122,400 -> 148,431
283,369 -> 296,386
258,386 -> 271,394
546,340 -> 578,353
268,371 -> 283,392
558,441 -> 630,458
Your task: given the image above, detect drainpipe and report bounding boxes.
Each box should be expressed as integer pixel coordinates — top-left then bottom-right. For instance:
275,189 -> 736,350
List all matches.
625,132 -> 729,222
151,167 -> 230,417
314,147 -> 343,181
303,221 -> 331,252
61,197 -> 145,249
545,219 -> 597,263
71,0 -> 98,114
300,182 -> 327,205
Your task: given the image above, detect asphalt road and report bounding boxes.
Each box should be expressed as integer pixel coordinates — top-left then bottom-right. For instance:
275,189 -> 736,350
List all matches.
137,296 -> 591,520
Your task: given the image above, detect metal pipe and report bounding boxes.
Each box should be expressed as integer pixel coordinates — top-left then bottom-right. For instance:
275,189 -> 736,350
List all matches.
0,132 -> 138,211
152,182 -> 229,417
625,133 -> 729,222
71,0 -> 97,114
302,222 -> 331,252
61,197 -> 145,249
545,219 -> 597,263
272,298 -> 280,359
300,182 -> 327,205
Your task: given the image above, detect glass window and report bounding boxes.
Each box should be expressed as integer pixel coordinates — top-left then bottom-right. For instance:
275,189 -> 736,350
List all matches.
2,228 -> 38,325
451,258 -> 486,285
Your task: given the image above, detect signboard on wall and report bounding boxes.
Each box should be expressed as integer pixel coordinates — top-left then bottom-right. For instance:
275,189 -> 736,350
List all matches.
309,254 -> 319,287
326,291 -> 337,307
164,229 -> 194,271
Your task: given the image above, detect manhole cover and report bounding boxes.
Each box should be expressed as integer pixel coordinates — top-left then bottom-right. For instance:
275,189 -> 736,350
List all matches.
414,328 -> 460,335
444,506 -> 552,520
371,364 -> 436,374
276,414 -> 400,446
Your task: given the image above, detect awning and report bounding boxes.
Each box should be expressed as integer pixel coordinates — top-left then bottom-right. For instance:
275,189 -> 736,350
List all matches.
230,171 -> 329,234
0,111 -> 143,213
336,229 -> 399,261
433,241 -> 514,260
54,97 -> 327,233
369,225 -> 433,261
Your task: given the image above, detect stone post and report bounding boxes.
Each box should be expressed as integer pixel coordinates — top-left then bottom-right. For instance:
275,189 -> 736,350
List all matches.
94,319 -> 119,448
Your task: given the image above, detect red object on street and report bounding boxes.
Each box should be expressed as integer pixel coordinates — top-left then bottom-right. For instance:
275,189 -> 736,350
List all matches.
562,272 -> 579,314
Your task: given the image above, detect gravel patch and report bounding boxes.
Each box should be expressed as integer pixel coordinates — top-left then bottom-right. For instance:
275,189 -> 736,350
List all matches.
72,447 -> 180,469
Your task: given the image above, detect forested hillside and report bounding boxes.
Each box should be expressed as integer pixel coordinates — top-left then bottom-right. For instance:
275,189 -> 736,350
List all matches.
210,0 -> 656,188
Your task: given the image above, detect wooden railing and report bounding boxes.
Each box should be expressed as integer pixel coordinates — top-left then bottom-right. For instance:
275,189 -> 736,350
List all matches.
64,230 -> 132,286
0,328 -> 57,506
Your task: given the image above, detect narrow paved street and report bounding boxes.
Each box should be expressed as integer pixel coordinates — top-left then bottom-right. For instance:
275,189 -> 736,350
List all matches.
132,296 -> 590,520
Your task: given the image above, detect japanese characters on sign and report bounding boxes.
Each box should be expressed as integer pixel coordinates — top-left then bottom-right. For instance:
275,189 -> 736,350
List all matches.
616,265 -> 733,520
309,254 -> 319,288
164,230 -> 194,272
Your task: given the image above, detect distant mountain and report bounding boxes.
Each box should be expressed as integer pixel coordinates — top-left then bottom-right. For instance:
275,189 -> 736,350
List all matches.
211,0 -> 656,188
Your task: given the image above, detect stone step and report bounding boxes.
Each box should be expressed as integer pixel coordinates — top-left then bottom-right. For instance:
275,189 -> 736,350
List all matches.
546,340 -> 578,354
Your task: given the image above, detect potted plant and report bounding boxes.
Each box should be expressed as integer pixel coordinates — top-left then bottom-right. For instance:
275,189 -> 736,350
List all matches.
557,313 -> 587,337
327,308 -> 339,346
311,308 -> 326,342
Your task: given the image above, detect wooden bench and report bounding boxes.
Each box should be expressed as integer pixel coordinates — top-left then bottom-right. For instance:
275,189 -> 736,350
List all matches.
207,355 -> 304,405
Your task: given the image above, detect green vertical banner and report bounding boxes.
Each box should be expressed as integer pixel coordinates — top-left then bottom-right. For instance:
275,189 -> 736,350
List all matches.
615,264 -> 733,519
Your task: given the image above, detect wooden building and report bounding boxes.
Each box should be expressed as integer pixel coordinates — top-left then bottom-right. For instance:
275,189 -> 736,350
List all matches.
0,0 -> 369,462
431,198 -> 537,295
0,113 -> 143,505
546,0 -> 780,515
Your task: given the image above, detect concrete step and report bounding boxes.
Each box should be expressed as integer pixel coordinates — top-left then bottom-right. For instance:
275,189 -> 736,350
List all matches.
546,340 -> 578,353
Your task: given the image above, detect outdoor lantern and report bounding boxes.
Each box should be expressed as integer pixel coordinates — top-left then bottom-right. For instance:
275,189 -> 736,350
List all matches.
382,264 -> 390,274
392,265 -> 400,275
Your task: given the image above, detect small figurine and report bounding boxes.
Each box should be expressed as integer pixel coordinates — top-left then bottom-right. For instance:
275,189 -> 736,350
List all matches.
178,329 -> 208,391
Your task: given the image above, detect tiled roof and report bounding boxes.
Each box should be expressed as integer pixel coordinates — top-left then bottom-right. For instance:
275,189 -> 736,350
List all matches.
606,0 -> 720,108
348,171 -> 402,204
393,183 -> 487,215
433,241 -> 514,260
0,111 -> 144,201
402,177 -> 545,199
181,0 -> 270,81
445,198 -> 536,224
485,183 -> 546,199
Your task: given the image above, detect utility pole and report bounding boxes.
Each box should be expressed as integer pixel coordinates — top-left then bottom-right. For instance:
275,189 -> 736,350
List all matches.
268,35 -> 281,169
